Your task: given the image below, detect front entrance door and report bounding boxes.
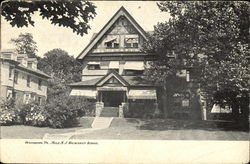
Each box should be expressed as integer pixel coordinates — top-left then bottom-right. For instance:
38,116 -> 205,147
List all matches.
102,91 -> 124,107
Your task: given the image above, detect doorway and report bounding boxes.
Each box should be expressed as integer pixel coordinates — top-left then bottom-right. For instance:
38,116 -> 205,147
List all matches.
102,91 -> 125,107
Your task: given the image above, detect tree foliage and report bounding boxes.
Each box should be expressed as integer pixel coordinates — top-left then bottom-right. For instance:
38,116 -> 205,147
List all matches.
1,0 -> 96,36
10,32 -> 38,58
143,1 -> 249,107
37,48 -> 83,99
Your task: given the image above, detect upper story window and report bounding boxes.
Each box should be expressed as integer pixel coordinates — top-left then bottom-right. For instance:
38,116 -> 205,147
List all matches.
38,79 -> 42,90
14,71 -> 18,84
9,66 -> 14,79
125,34 -> 139,48
87,62 -> 101,70
27,75 -> 31,87
124,70 -> 144,75
104,35 -> 119,49
123,61 -> 144,75
27,62 -> 32,68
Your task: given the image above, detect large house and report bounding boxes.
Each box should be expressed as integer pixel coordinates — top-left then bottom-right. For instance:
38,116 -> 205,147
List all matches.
69,7 -> 160,117
0,49 -> 50,105
69,6 -> 205,119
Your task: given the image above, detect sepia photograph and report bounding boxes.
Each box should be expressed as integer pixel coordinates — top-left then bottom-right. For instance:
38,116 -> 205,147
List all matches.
0,0 -> 249,163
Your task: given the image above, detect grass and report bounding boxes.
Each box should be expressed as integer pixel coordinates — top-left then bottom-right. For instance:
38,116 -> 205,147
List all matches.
71,118 -> 249,140
1,117 -> 94,139
1,117 -> 249,140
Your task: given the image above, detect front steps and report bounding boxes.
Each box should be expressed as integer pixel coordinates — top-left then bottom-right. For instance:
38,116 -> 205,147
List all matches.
91,117 -> 113,129
100,107 -> 119,117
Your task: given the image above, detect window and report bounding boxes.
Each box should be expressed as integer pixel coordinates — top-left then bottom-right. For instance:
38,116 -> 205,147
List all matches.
38,97 -> 42,105
124,34 -> 139,48
27,75 -> 31,87
7,89 -> 13,100
14,71 -> 18,84
104,35 -> 119,49
106,41 -> 119,49
186,70 -> 190,82
124,70 -> 144,75
23,93 -> 30,104
12,92 -> 16,100
38,79 -> 42,90
9,66 -> 14,79
88,65 -> 100,70
172,92 -> 190,109
27,62 -> 32,68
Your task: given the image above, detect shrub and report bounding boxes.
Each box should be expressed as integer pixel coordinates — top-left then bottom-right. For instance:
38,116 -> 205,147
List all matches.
0,99 -> 19,125
23,102 -> 49,127
0,94 -> 95,128
45,94 -> 95,128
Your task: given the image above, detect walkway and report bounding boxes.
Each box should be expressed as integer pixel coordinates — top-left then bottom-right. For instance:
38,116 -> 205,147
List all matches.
43,117 -> 113,140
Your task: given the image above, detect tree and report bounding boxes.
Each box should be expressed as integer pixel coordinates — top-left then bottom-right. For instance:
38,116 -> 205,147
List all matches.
10,33 -> 38,58
1,0 -> 96,36
143,2 -> 249,121
37,48 -> 82,82
37,48 -> 83,99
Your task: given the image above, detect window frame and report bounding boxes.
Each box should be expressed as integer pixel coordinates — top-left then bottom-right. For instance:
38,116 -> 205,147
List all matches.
9,66 -> 14,79
87,64 -> 101,70
27,75 -> 31,87
124,35 -> 139,48
124,69 -> 144,75
14,71 -> 18,84
38,79 -> 42,90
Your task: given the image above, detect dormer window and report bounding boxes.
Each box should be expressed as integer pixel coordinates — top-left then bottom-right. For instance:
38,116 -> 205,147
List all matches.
125,34 -> 139,48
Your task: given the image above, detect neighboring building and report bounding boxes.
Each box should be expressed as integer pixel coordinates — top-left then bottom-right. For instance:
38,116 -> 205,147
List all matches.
0,49 -> 50,105
69,7 -> 160,117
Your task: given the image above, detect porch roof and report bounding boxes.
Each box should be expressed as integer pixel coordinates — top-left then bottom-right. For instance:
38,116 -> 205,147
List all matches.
68,76 -> 157,87
68,77 -> 102,86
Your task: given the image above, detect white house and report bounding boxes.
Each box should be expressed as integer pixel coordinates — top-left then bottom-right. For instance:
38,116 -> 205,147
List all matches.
0,49 -> 50,105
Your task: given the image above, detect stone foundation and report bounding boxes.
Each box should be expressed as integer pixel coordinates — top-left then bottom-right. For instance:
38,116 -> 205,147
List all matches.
95,102 -> 104,117
118,102 -> 129,117
153,102 -> 160,116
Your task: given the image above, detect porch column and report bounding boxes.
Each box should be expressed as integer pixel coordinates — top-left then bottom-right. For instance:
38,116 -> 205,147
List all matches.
95,102 -> 104,117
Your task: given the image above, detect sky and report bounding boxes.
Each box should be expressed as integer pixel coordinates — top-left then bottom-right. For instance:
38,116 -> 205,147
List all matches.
1,1 -> 170,58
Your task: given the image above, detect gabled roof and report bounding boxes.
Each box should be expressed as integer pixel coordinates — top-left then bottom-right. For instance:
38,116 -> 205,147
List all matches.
68,75 -> 157,87
16,64 -> 51,79
96,70 -> 129,87
77,6 -> 148,60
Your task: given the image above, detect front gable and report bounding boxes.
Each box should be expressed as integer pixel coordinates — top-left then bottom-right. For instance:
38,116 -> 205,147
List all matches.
77,6 -> 148,60
96,71 -> 129,87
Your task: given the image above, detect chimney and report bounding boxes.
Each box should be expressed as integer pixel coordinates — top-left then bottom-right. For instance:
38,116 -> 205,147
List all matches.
27,58 -> 38,70
17,53 -> 28,67
1,49 -> 18,61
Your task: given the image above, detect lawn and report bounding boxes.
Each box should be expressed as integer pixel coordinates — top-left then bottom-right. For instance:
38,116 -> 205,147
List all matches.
70,118 -> 249,140
1,117 -> 249,140
0,117 -> 94,139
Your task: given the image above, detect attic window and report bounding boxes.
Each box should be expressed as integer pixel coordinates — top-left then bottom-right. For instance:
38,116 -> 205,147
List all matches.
125,34 -> 139,48
104,35 -> 119,49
